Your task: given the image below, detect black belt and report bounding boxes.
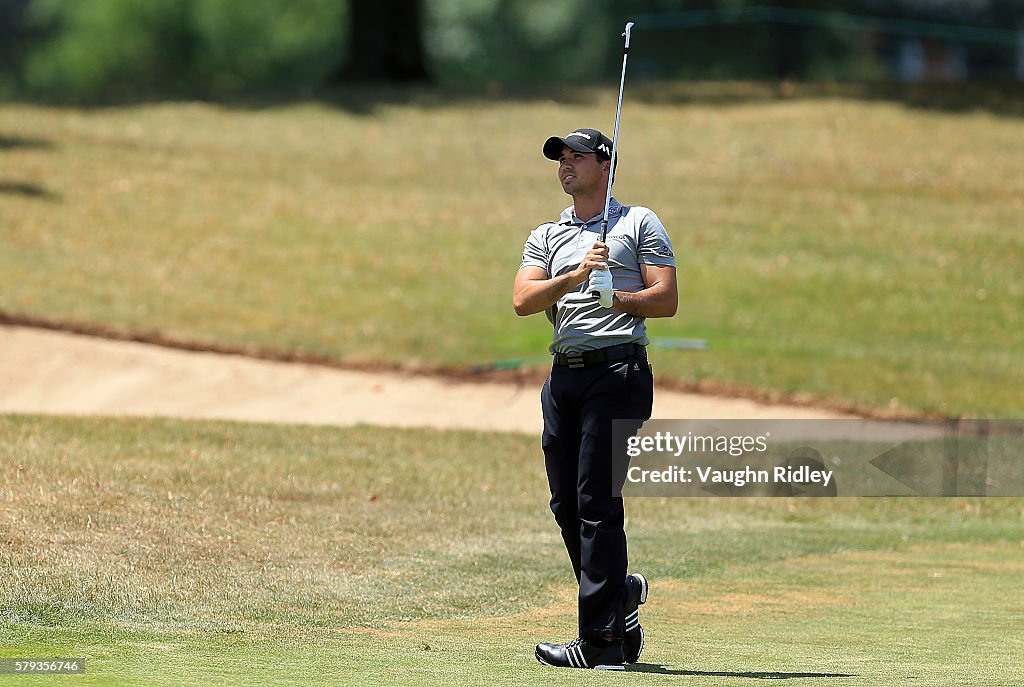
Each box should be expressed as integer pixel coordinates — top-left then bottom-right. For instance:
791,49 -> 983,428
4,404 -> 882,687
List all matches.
553,343 -> 646,369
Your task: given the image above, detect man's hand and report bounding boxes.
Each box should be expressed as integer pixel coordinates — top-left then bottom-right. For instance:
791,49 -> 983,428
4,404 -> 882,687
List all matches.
583,241 -> 613,307
588,267 -> 614,307
577,241 -> 609,280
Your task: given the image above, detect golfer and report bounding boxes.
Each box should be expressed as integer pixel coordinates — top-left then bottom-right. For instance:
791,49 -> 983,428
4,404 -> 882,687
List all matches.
513,127 -> 677,670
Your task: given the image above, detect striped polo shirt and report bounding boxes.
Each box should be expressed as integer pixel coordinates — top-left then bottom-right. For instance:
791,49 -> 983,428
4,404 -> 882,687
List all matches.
519,199 -> 676,354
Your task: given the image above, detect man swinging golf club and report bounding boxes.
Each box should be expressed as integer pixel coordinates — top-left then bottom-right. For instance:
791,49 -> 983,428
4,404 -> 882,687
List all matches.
512,23 -> 677,670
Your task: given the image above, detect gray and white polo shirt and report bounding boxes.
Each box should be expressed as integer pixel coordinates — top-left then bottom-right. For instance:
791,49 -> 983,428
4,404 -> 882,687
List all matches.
519,198 -> 676,354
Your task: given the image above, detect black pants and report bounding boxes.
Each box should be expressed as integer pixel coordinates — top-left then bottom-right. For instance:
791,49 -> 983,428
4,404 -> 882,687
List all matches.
541,352 -> 653,642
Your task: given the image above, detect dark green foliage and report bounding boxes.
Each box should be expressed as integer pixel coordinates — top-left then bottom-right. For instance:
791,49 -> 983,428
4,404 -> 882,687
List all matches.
20,0 -> 347,100
4,0 -> 1024,103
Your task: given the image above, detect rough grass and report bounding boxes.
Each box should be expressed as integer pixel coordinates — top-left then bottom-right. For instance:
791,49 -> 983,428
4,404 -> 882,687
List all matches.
1,415 -> 1022,686
1,83 -> 1022,416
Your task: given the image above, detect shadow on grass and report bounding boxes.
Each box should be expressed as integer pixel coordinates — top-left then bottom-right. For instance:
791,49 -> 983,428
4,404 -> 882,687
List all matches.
625,79 -> 1024,118
631,663 -> 855,679
1,83 -> 602,117
0,134 -> 58,200
0,134 -> 55,150
0,180 -> 59,200
8,79 -> 1024,118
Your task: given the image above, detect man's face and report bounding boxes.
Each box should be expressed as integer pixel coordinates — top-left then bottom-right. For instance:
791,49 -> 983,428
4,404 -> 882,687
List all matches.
557,145 -> 609,196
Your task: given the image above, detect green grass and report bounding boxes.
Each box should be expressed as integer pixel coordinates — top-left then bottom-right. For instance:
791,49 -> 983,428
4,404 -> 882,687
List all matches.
2,414 -> 1022,685
1,83 -> 1022,415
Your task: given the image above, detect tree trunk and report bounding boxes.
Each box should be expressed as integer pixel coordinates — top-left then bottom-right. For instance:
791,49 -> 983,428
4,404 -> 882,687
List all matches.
334,0 -> 431,83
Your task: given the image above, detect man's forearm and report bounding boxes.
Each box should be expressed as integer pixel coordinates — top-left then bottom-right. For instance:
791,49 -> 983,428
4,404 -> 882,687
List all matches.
514,270 -> 584,316
612,285 -> 678,318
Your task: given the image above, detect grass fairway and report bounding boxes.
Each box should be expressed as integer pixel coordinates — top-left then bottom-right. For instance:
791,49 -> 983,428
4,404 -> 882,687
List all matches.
1,84 -> 1022,416
2,414 -> 1022,686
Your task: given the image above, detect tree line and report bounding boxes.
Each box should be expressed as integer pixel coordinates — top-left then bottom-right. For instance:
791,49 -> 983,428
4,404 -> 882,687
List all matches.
1,0 -> 1022,101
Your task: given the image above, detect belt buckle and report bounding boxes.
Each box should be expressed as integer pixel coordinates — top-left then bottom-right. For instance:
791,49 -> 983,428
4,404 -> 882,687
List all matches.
567,352 -> 584,369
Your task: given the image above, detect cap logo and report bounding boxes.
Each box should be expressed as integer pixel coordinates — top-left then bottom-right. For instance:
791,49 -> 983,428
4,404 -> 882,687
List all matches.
566,131 -> 592,140
597,143 -> 611,156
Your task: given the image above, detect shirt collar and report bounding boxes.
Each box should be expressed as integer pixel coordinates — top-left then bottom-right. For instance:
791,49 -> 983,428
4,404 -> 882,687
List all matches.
560,198 -> 622,225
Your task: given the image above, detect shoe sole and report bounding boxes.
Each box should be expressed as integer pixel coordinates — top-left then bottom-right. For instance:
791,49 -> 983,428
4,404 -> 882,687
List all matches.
535,649 -> 625,671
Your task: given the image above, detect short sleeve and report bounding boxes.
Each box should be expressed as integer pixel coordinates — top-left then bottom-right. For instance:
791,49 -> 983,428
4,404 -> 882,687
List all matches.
520,225 -> 550,272
637,211 -> 676,267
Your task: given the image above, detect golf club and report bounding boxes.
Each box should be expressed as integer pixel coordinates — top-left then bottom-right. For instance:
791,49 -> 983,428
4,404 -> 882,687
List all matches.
600,21 -> 634,243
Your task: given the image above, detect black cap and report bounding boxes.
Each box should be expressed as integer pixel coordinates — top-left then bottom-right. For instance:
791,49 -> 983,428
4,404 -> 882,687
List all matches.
543,128 -> 614,161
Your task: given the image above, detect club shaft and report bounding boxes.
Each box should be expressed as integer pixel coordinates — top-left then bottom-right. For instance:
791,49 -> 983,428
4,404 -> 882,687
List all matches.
601,21 -> 634,242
